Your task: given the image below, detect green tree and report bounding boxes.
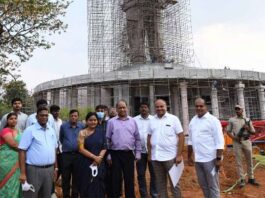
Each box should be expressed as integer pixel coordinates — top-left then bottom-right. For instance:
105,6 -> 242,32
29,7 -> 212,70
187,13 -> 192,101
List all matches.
60,107 -> 94,121
0,0 -> 70,80
0,101 -> 9,117
2,80 -> 29,105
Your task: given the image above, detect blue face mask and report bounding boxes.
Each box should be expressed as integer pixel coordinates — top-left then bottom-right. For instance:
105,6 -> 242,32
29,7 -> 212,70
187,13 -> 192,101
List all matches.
96,112 -> 105,120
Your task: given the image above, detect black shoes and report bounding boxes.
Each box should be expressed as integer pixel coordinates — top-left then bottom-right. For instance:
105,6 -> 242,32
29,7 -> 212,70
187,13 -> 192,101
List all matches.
248,178 -> 260,186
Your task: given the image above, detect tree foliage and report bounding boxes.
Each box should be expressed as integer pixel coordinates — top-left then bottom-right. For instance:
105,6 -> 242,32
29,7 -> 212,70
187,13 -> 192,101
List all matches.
2,80 -> 29,104
60,107 -> 94,121
0,0 -> 70,79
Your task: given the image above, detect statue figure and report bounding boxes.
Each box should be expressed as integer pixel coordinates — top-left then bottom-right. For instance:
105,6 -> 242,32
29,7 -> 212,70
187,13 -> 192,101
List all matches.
122,0 -> 178,64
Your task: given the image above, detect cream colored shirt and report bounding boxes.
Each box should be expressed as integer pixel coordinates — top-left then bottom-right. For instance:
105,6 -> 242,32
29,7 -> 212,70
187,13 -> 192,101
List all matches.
226,116 -> 255,136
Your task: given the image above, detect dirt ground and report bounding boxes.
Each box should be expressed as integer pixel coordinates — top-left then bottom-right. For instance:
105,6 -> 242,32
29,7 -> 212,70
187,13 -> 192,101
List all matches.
181,146 -> 265,198
56,147 -> 265,198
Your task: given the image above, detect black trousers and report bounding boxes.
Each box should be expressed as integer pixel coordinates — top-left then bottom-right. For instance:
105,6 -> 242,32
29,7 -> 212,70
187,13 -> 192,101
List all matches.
61,152 -> 79,198
105,161 -> 122,198
110,150 -> 135,198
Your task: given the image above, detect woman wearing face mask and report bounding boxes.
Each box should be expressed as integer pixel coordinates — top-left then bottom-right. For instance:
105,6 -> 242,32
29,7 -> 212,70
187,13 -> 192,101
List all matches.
77,112 -> 107,198
0,112 -> 22,197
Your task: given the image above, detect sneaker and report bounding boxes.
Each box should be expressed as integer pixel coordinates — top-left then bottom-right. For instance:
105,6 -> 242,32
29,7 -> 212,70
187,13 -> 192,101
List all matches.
248,178 -> 260,186
239,179 -> 245,188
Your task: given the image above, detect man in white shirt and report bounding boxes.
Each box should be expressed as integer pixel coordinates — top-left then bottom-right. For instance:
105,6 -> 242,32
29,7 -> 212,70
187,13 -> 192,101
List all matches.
0,98 -> 28,131
188,98 -> 224,198
147,99 -> 184,198
50,105 -> 63,172
134,102 -> 157,198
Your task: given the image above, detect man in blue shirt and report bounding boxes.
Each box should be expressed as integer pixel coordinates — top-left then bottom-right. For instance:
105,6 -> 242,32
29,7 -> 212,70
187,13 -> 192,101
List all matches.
26,99 -> 55,130
19,106 -> 58,198
60,109 -> 84,198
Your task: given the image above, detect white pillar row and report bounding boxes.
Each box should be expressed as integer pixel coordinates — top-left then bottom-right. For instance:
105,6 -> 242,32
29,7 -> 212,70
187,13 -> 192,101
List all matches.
235,81 -> 246,116
149,84 -> 155,115
257,84 -> 265,119
180,82 -> 189,135
211,87 -> 219,118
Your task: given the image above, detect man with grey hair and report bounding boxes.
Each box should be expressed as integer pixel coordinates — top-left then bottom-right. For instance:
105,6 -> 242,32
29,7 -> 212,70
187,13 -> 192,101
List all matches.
106,99 -> 141,198
188,98 -> 224,198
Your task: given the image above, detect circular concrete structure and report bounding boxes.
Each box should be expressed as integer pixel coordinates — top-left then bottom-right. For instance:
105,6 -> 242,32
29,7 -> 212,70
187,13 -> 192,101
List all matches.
34,64 -> 265,133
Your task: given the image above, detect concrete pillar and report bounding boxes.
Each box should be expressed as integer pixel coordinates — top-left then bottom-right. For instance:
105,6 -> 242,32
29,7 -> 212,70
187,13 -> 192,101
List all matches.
94,87 -> 101,106
211,87 -> 219,118
59,89 -> 67,108
113,85 -> 122,106
180,82 -> 189,135
149,84 -> 155,115
122,84 -> 130,107
257,84 -> 265,119
46,91 -> 51,105
118,85 -> 122,99
101,87 -> 112,107
50,90 -> 55,105
87,86 -> 95,108
171,86 -> 180,117
66,89 -> 70,109
235,81 -> 246,116
53,89 -> 60,106
77,87 -> 88,108
66,87 -> 78,109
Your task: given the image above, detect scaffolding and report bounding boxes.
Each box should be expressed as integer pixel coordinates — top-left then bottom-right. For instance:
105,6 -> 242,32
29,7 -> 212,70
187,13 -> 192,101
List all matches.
32,1 -> 264,123
87,0 -> 194,74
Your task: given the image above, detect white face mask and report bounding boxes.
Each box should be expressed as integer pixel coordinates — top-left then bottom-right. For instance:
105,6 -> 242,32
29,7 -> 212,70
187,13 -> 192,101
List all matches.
22,181 -> 35,192
89,164 -> 98,177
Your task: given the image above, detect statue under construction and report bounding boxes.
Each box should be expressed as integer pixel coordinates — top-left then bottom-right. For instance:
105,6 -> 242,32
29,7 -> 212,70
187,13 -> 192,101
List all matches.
87,0 -> 193,74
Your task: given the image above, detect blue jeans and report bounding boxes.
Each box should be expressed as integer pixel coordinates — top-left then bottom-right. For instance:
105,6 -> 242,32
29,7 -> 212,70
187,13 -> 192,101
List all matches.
136,153 -> 158,198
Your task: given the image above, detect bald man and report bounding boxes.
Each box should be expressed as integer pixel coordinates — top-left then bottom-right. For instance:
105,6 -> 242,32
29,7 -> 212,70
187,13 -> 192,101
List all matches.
147,99 -> 184,198
188,98 -> 224,198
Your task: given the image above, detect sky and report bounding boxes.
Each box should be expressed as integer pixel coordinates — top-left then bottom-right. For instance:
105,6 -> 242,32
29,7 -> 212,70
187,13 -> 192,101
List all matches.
20,0 -> 265,90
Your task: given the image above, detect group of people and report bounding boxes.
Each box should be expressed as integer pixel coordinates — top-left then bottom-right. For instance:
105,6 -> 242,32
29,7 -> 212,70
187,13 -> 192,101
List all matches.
0,96 -> 260,198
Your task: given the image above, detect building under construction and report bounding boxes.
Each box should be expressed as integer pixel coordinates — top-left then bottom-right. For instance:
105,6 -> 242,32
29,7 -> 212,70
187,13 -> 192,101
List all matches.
33,0 -> 265,134
87,0 -> 194,73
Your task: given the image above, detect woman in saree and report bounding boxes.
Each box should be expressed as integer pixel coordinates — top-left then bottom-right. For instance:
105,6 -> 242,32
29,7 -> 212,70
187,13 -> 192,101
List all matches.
77,112 -> 107,198
0,112 -> 22,198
